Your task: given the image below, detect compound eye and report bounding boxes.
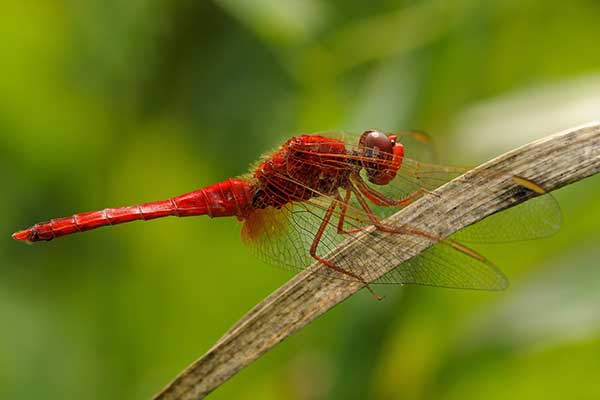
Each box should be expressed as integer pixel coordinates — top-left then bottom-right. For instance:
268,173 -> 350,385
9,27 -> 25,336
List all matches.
362,130 -> 393,155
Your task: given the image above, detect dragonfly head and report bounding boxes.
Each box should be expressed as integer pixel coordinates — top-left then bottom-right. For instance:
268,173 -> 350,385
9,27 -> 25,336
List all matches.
358,130 -> 404,185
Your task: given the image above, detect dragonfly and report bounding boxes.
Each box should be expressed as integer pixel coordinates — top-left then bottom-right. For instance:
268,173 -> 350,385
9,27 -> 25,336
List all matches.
12,130 -> 561,297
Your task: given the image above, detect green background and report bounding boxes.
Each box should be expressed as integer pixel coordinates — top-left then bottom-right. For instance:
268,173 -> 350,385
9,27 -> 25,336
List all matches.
2,1 -> 600,399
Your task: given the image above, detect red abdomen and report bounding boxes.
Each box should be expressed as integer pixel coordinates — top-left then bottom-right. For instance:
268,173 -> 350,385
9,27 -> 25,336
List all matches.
12,179 -> 254,243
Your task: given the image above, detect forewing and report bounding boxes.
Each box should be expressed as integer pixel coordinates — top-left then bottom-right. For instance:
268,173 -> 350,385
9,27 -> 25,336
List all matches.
360,157 -> 562,242
330,130 -> 561,243
241,192 -> 508,290
451,192 -> 562,243
240,131 -> 546,290
391,130 -> 437,163
242,203 -> 508,290
321,130 -> 437,162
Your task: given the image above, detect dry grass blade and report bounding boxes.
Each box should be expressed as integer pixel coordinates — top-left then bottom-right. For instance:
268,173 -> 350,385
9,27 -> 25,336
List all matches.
154,122 -> 600,400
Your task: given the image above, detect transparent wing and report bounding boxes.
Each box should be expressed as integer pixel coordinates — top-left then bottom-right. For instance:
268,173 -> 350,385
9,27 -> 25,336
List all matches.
374,238 -> 508,290
452,194 -> 562,243
241,192 -> 508,290
241,200 -> 335,275
393,159 -> 562,242
350,141 -> 562,242
240,130 -> 557,289
392,130 -> 437,163
283,132 -> 562,242
323,129 -> 437,163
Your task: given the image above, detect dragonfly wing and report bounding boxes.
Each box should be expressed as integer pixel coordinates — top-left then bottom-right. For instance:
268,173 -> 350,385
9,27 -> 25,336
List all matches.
241,131 -> 545,288
392,130 -> 437,163
361,157 -> 562,242
374,239 -> 508,290
242,204 -> 313,274
241,196 -> 508,290
241,194 -> 410,282
320,130 -> 437,162
451,192 -> 562,243
241,199 -> 348,274
302,129 -> 560,243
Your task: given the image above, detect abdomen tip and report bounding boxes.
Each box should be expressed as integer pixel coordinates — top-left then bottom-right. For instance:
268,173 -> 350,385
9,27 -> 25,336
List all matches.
12,229 -> 34,243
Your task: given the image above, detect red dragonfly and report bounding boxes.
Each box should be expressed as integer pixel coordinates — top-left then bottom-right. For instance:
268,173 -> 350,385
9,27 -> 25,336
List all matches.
12,130 -> 561,294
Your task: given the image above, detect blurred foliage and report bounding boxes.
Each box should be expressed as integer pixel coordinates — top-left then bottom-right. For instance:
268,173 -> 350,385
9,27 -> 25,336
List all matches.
2,1 -> 600,399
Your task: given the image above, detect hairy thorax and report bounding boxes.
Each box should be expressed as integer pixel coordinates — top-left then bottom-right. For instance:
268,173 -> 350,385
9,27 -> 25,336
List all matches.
252,135 -> 354,209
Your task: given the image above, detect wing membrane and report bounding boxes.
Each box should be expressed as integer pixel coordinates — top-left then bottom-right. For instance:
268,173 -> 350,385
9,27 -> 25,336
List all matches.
242,194 -> 508,290
285,137 -> 561,242
392,160 -> 562,242
375,239 -> 508,290
241,130 -> 559,289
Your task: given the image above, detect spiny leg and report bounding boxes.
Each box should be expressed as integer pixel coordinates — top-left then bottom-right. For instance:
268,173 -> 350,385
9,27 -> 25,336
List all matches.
341,189 -> 498,283
335,185 -> 418,236
341,183 -> 499,287
309,199 -> 383,300
335,189 -> 369,235
353,173 -> 435,207
349,184 -> 441,242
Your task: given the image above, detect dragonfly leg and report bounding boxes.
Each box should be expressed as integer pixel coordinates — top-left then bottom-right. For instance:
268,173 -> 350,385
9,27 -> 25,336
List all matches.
339,185 -> 500,289
349,185 -> 502,283
353,174 -> 435,207
349,184 -> 440,242
335,186 -> 424,237
310,199 -> 383,301
335,189 -> 369,235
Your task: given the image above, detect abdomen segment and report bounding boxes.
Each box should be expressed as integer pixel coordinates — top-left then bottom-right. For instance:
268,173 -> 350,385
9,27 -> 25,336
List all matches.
12,179 -> 254,243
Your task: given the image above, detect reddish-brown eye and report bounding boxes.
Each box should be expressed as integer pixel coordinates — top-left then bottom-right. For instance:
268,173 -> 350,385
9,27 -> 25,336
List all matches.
362,130 -> 393,154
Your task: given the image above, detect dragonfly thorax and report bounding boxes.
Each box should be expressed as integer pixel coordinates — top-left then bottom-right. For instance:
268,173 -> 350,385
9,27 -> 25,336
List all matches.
252,135 -> 354,209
